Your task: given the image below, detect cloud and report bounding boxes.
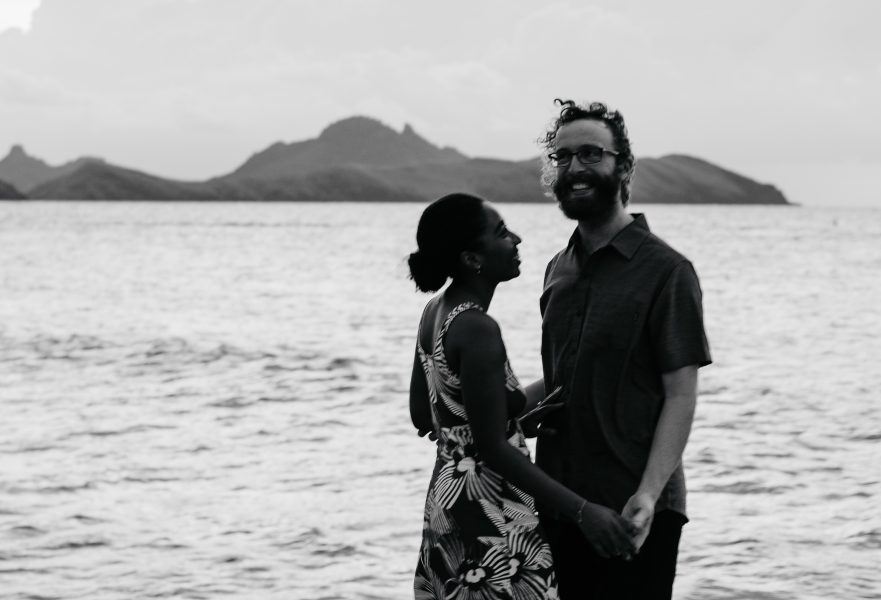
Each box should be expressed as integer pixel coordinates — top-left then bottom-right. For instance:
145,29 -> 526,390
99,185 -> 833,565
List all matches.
0,0 -> 41,33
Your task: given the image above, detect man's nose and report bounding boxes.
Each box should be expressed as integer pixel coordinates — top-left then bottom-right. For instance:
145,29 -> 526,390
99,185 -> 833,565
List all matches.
566,157 -> 589,174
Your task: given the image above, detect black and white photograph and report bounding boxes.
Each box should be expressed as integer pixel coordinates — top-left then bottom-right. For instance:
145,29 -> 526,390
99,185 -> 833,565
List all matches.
1,1 -> 878,598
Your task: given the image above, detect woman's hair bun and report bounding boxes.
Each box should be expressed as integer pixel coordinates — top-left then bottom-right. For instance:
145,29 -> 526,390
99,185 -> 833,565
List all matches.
408,249 -> 448,293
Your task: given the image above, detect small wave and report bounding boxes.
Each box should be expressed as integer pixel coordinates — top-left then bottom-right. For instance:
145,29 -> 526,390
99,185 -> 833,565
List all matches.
309,419 -> 349,427
135,538 -> 189,550
242,565 -> 271,573
7,525 -> 47,538
69,514 -> 106,524
697,481 -> 792,495
42,538 -> 109,551
120,476 -> 184,484
848,529 -> 881,550
257,395 -> 298,403
10,445 -> 60,453
3,482 -> 95,495
274,527 -> 323,548
849,432 -> 881,441
329,384 -> 358,393
262,362 -> 302,372
208,397 -> 255,409
326,356 -> 360,368
0,567 -> 52,576
63,424 -> 177,439
311,544 -> 358,559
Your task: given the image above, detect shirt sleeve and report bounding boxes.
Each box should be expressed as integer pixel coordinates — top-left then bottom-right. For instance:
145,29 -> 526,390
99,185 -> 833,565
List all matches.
648,260 -> 712,373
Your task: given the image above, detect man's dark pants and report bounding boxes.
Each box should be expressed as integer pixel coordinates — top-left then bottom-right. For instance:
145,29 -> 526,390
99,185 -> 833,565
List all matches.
542,510 -> 687,600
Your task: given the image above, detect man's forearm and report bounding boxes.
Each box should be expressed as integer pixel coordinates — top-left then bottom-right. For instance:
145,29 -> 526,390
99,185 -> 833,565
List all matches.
637,365 -> 698,502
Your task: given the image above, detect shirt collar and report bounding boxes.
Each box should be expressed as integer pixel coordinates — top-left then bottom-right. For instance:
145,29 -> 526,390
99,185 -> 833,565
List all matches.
567,213 -> 651,261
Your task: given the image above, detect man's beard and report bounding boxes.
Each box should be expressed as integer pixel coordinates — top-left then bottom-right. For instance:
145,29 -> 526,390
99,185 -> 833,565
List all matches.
553,171 -> 621,224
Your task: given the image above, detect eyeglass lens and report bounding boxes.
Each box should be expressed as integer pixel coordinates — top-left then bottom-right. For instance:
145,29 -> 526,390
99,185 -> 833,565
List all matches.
577,146 -> 604,163
552,145 -> 605,166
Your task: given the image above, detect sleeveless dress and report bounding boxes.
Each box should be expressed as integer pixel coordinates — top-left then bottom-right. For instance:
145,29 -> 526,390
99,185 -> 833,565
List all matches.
414,302 -> 559,600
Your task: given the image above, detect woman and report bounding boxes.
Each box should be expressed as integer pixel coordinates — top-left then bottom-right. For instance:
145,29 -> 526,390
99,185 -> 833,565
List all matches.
408,194 -> 636,599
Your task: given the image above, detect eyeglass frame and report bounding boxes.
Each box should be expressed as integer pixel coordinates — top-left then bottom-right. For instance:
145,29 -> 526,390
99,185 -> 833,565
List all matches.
548,144 -> 620,167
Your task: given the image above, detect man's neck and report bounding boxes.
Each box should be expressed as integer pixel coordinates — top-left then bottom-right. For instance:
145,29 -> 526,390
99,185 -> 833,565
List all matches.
576,206 -> 634,256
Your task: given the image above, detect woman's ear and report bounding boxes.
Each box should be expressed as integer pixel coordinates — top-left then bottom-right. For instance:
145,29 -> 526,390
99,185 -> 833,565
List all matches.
459,250 -> 482,273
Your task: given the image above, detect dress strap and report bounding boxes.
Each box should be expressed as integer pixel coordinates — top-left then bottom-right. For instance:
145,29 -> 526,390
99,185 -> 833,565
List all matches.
435,302 -> 484,348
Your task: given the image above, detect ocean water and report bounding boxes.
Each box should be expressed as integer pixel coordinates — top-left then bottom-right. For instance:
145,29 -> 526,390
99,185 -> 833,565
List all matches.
0,201 -> 878,600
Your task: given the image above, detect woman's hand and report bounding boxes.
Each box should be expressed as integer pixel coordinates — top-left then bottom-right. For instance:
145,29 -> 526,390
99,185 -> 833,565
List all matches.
575,501 -> 638,560
519,386 -> 563,437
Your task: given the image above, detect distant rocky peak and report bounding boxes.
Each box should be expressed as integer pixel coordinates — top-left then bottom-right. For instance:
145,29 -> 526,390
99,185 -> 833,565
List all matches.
318,116 -> 398,141
401,123 -> 431,144
1,144 -> 49,167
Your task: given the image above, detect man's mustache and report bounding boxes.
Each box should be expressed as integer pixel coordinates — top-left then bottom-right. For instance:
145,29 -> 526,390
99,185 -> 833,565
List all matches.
560,172 -> 601,185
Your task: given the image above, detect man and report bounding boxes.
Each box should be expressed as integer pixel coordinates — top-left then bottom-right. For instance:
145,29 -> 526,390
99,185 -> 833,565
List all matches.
535,99 -> 712,599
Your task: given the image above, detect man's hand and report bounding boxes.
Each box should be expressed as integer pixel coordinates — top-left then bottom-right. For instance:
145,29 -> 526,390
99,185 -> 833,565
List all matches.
621,492 -> 655,553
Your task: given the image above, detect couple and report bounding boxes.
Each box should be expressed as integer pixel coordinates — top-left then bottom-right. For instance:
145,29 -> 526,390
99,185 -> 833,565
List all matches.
408,100 -> 712,600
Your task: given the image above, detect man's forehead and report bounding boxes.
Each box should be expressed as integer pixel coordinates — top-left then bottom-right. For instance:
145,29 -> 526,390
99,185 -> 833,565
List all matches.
555,119 -> 614,148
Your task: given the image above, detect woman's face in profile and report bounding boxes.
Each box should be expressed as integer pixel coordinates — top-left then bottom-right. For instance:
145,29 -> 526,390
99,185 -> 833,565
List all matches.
472,203 -> 522,284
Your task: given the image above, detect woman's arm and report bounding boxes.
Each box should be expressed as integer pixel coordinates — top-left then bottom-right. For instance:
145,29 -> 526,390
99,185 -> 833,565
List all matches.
409,348 -> 433,436
449,312 -> 635,558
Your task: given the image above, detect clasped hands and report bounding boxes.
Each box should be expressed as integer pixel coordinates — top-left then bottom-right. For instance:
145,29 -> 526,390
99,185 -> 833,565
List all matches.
575,492 -> 652,561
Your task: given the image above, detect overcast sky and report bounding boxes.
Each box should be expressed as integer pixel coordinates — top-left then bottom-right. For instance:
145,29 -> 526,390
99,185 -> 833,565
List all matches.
1,0 -> 879,206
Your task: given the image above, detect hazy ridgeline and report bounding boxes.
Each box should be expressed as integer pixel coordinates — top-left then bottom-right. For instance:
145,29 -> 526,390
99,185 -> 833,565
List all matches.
0,117 -> 789,205
0,201 -> 878,599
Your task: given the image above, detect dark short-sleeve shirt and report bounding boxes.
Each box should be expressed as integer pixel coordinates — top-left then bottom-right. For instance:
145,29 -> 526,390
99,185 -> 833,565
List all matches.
536,214 -> 711,519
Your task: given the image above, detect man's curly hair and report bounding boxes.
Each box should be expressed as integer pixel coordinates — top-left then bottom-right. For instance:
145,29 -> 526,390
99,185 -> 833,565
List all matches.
538,99 -> 636,206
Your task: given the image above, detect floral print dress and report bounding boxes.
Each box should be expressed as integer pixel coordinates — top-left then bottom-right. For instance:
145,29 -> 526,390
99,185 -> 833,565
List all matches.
414,302 -> 559,600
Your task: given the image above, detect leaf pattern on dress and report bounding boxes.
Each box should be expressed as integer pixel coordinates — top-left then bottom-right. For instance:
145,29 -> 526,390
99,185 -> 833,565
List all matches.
415,550 -> 445,600
506,482 -> 536,511
501,500 -> 540,533
434,426 -> 503,508
443,542 -> 513,600
478,499 -> 507,534
507,530 -> 555,600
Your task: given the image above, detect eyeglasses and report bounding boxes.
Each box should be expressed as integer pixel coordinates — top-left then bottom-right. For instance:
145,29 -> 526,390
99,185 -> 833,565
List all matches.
548,144 -> 619,167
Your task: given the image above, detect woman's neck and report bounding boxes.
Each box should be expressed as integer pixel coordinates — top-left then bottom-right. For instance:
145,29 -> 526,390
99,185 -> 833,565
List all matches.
445,277 -> 496,310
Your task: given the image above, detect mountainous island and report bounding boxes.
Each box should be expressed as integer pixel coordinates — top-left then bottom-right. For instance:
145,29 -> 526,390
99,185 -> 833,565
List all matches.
0,117 -> 790,204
